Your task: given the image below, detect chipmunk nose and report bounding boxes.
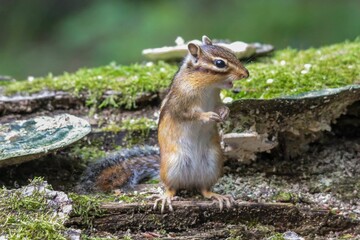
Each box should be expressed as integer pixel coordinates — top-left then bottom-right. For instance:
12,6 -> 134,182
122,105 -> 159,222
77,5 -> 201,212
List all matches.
244,68 -> 250,78
239,68 -> 249,79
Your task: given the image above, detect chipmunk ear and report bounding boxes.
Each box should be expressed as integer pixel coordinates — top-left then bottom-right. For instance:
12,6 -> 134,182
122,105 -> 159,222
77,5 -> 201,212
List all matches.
187,43 -> 202,59
202,35 -> 212,45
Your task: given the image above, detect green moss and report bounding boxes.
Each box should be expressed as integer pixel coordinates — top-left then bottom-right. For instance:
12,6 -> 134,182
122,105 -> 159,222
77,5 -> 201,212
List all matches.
223,39 -> 360,100
68,191 -> 148,227
119,117 -> 157,132
273,192 -> 299,203
101,117 -> 157,147
0,177 -> 66,240
339,234 -> 357,239
82,236 -> 117,240
267,233 -> 285,240
3,40 -> 360,109
5,61 -> 177,109
69,144 -> 107,163
101,117 -> 157,134
122,235 -> 134,240
116,117 -> 157,147
68,193 -> 104,228
145,179 -> 160,184
68,192 -> 147,239
100,122 -> 123,133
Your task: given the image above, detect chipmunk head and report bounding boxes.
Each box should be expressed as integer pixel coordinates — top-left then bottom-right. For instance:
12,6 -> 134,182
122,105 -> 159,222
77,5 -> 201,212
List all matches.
186,35 -> 249,89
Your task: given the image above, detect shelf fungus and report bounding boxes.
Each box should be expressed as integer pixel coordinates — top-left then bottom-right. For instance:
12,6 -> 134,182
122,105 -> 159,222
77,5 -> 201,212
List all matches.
223,132 -> 278,163
142,36 -> 274,61
225,85 -> 360,161
0,114 -> 91,167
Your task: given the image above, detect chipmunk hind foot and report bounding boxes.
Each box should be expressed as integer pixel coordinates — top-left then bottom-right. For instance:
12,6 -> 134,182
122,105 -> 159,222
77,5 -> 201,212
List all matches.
201,189 -> 235,211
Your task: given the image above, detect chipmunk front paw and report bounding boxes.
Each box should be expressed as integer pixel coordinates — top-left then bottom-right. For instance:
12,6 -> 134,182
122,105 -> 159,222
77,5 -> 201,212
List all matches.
199,111 -> 222,123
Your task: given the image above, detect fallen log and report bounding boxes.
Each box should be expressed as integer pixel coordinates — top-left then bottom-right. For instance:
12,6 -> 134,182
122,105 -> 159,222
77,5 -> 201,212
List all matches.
66,200 -> 359,236
0,90 -> 160,115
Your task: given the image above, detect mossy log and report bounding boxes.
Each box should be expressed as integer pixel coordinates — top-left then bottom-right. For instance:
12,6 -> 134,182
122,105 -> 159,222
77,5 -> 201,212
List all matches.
0,91 -> 84,115
0,90 -> 160,115
67,200 -> 359,236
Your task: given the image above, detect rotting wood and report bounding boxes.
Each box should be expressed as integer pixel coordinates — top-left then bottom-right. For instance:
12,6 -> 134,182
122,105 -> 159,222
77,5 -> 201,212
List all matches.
0,90 -> 160,115
66,200 -> 359,236
0,91 -> 84,115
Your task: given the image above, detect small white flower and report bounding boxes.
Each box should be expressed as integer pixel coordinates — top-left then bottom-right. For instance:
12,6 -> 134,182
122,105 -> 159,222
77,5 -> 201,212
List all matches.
301,70 -> 308,74
160,68 -> 166,72
27,76 -> 34,82
304,63 -> 312,69
266,78 -> 274,84
280,60 -> 286,66
146,62 -> 154,67
97,75 -> 103,80
222,97 -> 233,103
348,65 -> 354,69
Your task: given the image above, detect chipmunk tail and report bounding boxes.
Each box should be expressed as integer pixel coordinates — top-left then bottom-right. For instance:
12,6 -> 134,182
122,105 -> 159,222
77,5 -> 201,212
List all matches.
76,146 -> 160,193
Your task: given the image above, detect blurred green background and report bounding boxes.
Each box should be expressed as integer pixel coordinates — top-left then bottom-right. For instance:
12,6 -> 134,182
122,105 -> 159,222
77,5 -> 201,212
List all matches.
1,0 -> 359,79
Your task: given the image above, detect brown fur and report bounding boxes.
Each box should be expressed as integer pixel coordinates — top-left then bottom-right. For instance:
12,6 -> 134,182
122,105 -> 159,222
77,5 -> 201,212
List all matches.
95,164 -> 132,192
155,36 -> 249,212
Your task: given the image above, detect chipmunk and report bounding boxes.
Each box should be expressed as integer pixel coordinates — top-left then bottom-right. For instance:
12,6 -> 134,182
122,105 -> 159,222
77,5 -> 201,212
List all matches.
77,36 -> 249,213
154,36 -> 249,212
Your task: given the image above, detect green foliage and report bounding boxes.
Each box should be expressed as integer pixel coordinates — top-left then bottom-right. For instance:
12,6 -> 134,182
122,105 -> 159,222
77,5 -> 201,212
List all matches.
0,177 -> 66,240
223,39 -> 360,100
2,1 -> 360,79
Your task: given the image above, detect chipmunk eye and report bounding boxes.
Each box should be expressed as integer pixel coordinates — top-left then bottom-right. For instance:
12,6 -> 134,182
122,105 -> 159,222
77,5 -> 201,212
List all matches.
214,59 -> 226,68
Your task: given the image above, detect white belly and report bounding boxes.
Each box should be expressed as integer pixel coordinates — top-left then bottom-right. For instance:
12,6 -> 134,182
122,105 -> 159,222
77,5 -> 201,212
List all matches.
166,122 -> 221,190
